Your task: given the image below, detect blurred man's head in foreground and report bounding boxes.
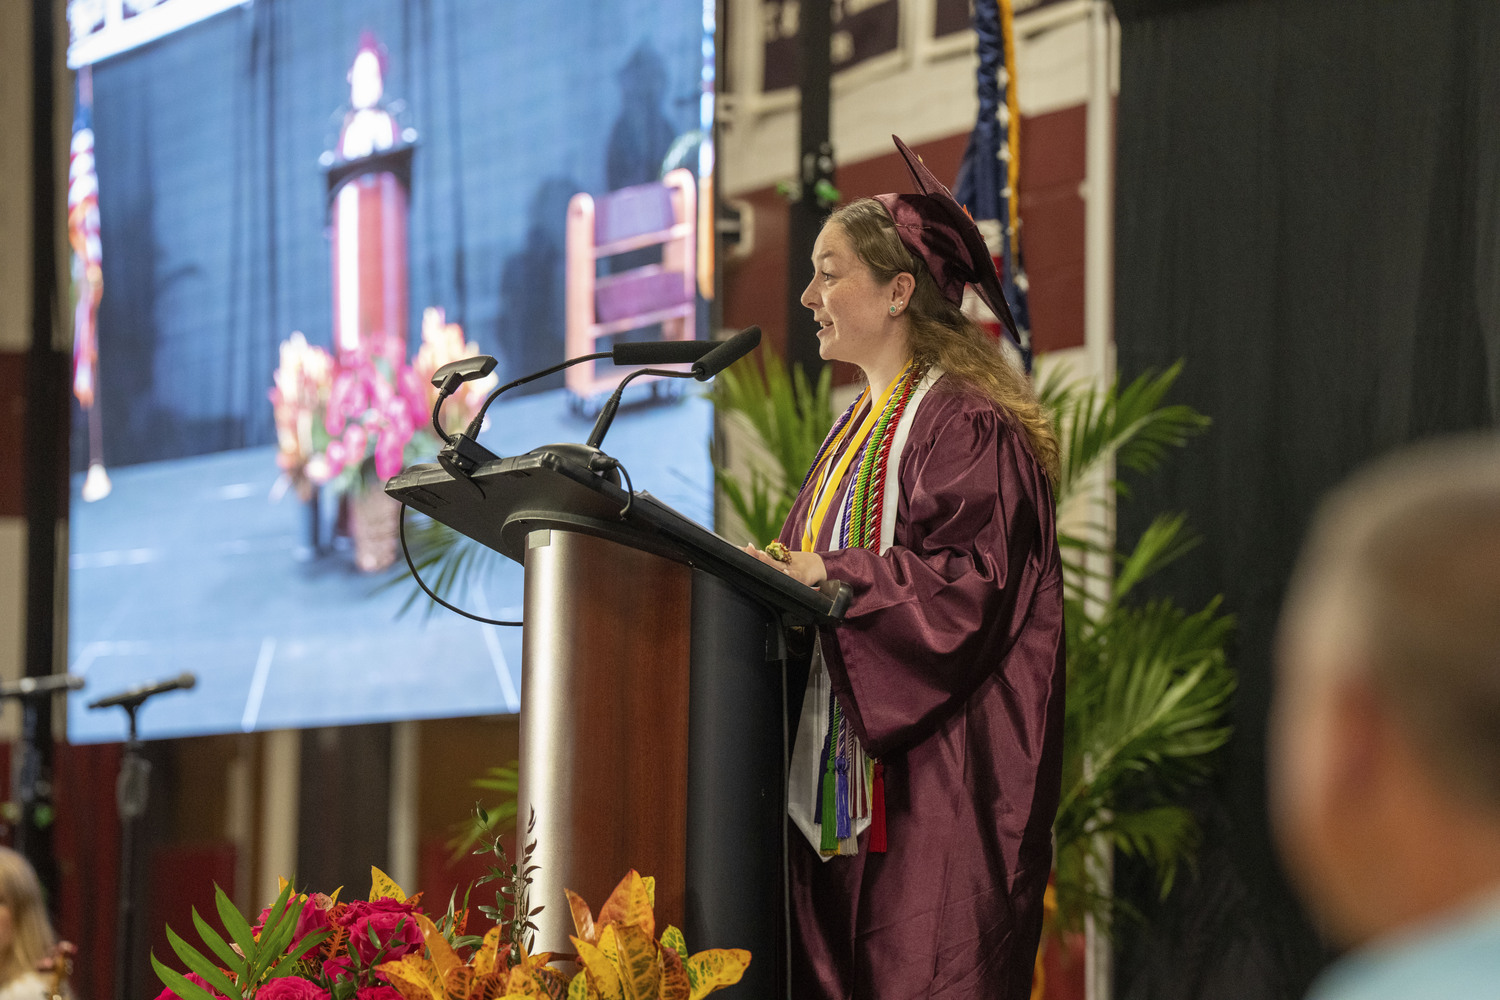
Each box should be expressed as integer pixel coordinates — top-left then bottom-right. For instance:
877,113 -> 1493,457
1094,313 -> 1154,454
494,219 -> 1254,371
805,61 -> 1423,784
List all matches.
1271,436 -> 1500,946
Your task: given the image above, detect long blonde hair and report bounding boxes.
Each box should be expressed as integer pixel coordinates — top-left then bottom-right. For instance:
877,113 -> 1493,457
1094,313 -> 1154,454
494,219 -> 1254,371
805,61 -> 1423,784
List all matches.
0,847 -> 56,986
826,199 -> 1060,482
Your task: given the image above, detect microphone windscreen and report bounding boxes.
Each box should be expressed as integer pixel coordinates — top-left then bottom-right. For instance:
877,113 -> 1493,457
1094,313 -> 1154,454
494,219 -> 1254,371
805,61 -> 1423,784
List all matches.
611,340 -> 716,366
692,326 -> 762,382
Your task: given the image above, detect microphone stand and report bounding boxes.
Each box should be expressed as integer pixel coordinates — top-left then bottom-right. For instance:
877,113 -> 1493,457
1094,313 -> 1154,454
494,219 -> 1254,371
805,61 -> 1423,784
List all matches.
12,695 -> 48,860
2,679 -> 83,887
89,687 -> 173,1000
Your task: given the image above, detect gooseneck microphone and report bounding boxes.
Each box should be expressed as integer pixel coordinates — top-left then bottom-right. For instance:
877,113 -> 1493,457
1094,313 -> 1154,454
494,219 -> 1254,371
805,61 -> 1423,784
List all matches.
87,672 -> 197,710
692,325 -> 762,381
0,674 -> 85,700
587,326 -> 763,453
434,339 -> 720,474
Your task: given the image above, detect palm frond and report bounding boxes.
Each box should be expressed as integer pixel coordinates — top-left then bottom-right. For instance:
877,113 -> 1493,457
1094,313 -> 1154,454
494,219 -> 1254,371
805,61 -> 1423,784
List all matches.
714,353 -> 834,493
1051,362 -> 1210,510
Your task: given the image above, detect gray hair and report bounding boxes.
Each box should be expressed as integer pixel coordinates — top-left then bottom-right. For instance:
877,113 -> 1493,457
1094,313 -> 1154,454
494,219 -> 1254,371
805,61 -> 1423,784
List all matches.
1283,435 -> 1500,807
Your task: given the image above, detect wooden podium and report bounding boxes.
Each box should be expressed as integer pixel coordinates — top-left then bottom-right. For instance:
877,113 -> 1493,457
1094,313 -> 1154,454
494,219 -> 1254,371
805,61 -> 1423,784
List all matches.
386,445 -> 847,996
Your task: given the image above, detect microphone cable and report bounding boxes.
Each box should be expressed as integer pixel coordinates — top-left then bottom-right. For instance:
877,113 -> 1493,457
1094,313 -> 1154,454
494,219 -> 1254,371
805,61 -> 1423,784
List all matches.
398,502 -> 522,627
395,455 -> 638,625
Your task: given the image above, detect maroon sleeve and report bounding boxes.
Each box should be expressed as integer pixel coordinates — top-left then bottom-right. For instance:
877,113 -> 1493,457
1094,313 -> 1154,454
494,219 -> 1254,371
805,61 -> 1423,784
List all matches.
814,398 -> 1058,757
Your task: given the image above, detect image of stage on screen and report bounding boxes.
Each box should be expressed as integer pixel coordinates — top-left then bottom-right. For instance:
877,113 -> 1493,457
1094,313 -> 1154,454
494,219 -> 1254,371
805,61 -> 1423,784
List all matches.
66,0 -> 716,742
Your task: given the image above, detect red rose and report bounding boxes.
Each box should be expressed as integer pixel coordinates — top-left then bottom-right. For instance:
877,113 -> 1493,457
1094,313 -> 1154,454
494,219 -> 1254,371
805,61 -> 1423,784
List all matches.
253,894 -> 332,953
355,987 -> 402,1000
256,977 -> 328,1000
321,956 -> 354,984
339,899 -> 424,965
292,894 -> 334,948
154,973 -> 226,1000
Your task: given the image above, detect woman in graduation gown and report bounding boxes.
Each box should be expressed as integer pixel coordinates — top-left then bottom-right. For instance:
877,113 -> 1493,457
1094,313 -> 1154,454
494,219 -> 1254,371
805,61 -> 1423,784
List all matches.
746,137 -> 1065,1000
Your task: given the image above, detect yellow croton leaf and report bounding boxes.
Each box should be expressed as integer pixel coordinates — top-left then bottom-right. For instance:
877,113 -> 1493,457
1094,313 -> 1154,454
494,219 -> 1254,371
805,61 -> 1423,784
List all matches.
610,925 -> 661,1000
376,956 -> 444,1000
371,866 -> 408,903
571,937 -> 624,1000
594,871 -> 655,939
658,926 -> 687,963
566,972 -> 592,1000
474,926 -> 507,978
683,949 -> 751,1000
565,889 -> 597,946
597,925 -> 621,975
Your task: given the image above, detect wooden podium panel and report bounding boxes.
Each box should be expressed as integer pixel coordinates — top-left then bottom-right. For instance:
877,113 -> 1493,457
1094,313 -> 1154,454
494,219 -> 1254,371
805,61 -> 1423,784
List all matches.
519,528 -> 693,948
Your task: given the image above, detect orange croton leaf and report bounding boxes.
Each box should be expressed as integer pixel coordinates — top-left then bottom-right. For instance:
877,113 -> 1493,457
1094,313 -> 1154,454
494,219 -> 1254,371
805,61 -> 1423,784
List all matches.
467,972 -> 510,1000
564,889 -> 597,946
442,966 -> 475,1000
594,871 -> 655,939
659,946 -> 690,1000
504,963 -> 569,1000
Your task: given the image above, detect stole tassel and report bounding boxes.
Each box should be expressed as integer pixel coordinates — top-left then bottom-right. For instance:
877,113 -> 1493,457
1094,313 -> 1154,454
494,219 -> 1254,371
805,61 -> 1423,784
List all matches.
869,760 -> 888,853
834,757 -> 851,840
820,702 -> 841,855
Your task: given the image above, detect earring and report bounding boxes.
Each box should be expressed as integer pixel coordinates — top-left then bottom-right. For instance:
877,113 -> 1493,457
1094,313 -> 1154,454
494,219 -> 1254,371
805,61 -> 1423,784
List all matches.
890,304 -> 898,315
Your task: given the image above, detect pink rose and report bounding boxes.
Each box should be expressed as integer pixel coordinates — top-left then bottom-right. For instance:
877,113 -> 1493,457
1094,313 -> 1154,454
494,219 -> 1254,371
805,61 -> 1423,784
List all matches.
154,973 -> 226,1000
339,898 -> 424,965
256,977 -> 328,1000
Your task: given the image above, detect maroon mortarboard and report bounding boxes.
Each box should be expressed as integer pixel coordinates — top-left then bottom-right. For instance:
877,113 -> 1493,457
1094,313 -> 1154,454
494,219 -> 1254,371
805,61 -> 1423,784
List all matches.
873,135 -> 1022,354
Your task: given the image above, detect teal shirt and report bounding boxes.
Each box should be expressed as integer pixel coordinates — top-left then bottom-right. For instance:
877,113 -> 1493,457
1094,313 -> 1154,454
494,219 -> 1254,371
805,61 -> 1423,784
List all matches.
1308,892 -> 1500,1000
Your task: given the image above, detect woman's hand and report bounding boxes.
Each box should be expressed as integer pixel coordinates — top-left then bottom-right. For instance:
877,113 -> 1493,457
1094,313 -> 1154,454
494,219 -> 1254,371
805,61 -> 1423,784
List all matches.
745,543 -> 827,588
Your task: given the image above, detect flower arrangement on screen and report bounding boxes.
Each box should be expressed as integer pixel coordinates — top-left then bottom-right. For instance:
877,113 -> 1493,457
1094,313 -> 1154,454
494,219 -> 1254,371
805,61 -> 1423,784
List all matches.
269,308 -> 496,500
154,868 -> 748,1000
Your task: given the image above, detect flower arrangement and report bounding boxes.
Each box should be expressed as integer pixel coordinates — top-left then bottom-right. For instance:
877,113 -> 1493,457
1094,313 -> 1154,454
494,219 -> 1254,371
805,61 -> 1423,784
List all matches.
269,332 -> 335,502
154,869 -> 748,1000
269,308 -> 497,499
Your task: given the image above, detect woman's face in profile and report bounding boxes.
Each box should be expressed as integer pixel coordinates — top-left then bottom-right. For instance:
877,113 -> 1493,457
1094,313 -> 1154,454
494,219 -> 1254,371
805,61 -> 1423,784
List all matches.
801,224 -> 901,371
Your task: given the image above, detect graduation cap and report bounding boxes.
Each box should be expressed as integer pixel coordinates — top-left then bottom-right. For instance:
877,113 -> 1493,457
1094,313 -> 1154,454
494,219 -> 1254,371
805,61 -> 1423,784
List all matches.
873,135 -> 1023,356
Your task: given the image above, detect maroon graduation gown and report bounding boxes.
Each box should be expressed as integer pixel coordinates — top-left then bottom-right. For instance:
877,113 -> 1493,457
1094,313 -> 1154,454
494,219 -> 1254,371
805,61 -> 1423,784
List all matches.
777,377 -> 1065,1000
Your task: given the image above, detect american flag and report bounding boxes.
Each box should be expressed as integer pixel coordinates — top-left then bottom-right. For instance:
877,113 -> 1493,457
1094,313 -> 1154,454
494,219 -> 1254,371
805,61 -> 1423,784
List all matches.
954,0 -> 1033,373
69,69 -> 104,410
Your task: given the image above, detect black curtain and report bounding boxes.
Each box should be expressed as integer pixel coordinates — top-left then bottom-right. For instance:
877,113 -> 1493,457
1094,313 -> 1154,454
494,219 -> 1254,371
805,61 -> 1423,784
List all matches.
1111,2 -> 1500,998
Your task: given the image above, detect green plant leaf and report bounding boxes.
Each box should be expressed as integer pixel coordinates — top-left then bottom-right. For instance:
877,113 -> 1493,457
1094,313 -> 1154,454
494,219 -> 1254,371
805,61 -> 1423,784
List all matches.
153,951 -> 230,1000
283,927 -> 333,968
247,885 -> 300,983
659,925 -> 688,963
191,907 -> 246,979
167,926 -> 241,1000
214,884 -> 257,962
